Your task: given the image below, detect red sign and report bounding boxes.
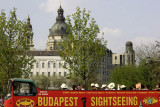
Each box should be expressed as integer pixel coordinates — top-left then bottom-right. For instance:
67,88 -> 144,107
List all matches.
11,90 -> 160,107
4,79 -> 160,107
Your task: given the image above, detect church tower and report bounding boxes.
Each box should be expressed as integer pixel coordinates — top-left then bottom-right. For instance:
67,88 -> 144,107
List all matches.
112,41 -> 136,66
27,16 -> 34,51
125,41 -> 135,65
46,5 -> 68,51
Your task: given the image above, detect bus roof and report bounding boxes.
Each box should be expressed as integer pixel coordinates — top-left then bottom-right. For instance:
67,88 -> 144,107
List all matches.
10,78 -> 38,87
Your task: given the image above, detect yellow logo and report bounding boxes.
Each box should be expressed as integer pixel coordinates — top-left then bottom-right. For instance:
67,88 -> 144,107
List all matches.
143,97 -> 158,105
16,98 -> 35,107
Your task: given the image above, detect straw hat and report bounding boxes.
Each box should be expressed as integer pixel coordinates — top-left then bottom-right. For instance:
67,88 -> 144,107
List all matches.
108,83 -> 115,89
61,83 -> 68,89
101,84 -> 107,88
95,83 -> 99,88
91,83 -> 95,87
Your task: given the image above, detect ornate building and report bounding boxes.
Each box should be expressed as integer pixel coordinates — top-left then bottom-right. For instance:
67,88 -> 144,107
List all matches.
29,6 -> 68,78
28,5 -> 135,84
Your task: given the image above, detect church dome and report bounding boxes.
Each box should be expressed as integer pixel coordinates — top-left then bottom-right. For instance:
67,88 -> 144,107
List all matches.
126,41 -> 133,46
50,21 -> 67,36
49,5 -> 68,37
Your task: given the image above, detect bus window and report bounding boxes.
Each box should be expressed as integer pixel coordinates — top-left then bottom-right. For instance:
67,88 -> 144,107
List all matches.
6,81 -> 12,99
13,82 -> 37,96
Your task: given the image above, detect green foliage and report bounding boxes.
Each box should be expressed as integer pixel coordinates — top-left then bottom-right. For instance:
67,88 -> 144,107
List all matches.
57,7 -> 107,89
109,65 -> 138,90
137,59 -> 160,89
31,75 -> 50,90
0,8 -> 35,94
50,75 -> 68,89
31,74 -> 72,90
109,58 -> 160,90
66,72 -> 83,85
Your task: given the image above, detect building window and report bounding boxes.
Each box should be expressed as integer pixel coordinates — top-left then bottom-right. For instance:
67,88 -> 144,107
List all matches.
36,72 -> 39,77
42,62 -> 45,68
64,62 -> 66,68
36,62 -> 39,68
115,56 -> 117,60
103,58 -> 106,62
30,72 -> 33,77
48,72 -> 50,77
120,55 -> 122,66
64,72 -> 66,77
48,62 -> 50,68
59,63 -> 61,68
59,72 -> 61,76
53,72 -> 56,77
42,72 -> 44,75
53,63 -> 56,68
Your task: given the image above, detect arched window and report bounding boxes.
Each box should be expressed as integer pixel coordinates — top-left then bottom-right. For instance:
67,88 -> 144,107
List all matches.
115,56 -> 117,60
48,72 -> 50,77
48,62 -> 50,68
64,72 -> 66,77
53,63 -> 56,68
59,63 -> 61,68
36,72 -> 39,77
42,62 -> 45,68
59,72 -> 61,76
36,62 -> 39,68
53,72 -> 56,77
64,62 -> 66,68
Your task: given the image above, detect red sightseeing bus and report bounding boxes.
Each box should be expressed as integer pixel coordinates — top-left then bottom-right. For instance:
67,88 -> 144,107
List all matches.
4,78 -> 160,107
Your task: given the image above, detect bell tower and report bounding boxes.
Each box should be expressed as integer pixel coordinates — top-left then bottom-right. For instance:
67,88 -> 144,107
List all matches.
27,16 -> 34,51
125,41 -> 135,65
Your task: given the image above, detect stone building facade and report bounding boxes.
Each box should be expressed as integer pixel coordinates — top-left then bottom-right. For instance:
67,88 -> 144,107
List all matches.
28,5 -> 134,84
28,5 -> 114,84
112,41 -> 135,66
29,5 -> 69,78
99,49 -> 113,83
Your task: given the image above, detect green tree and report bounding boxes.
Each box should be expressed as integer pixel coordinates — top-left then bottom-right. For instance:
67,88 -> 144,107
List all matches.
135,42 -> 160,89
0,9 -> 35,94
50,75 -> 68,89
109,65 -> 138,90
137,59 -> 160,89
57,7 -> 107,89
109,59 -> 160,90
32,75 -> 50,90
136,60 -> 153,89
32,74 -> 71,90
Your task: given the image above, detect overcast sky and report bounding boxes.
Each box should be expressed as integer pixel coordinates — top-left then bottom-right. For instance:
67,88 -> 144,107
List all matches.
0,0 -> 160,53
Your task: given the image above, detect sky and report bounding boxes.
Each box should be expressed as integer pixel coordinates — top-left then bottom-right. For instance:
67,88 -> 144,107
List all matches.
0,0 -> 160,53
